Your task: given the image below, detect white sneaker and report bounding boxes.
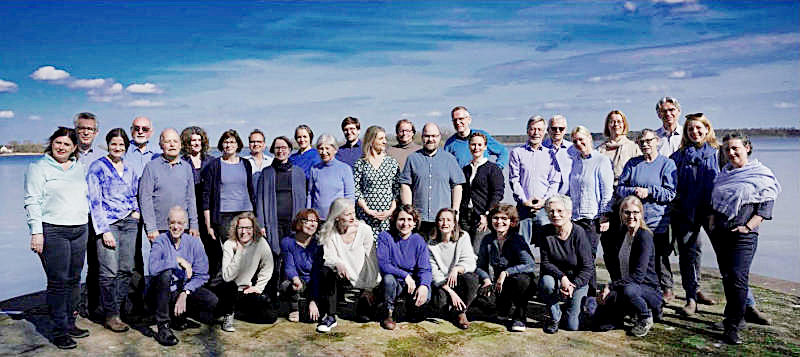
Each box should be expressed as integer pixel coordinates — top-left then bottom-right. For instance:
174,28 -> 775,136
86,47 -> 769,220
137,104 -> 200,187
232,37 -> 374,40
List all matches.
222,313 -> 235,332
316,315 -> 338,333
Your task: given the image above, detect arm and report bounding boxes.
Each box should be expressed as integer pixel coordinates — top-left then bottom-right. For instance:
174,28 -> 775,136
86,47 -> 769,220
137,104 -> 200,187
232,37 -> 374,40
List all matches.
342,164 -> 355,201
486,132 -> 509,169
455,236 -> 477,273
23,163 -> 45,235
254,242 -> 274,293
86,165 -> 112,234
539,239 -> 565,281
487,165 -> 505,209
185,166 -> 199,232
572,229 -> 595,288
598,157 -> 614,215
648,159 -> 677,204
505,238 -> 537,275
353,161 -> 364,201
138,164 -> 158,234
281,239 -> 299,280
428,247 -> 447,286
184,239 -> 210,292
451,184 -> 463,212
615,161 -> 638,199
475,239 -> 491,282
221,240 -> 242,282
612,230 -> 653,288
148,235 -> 177,276
508,150 -> 528,203
415,239 -> 433,288
400,184 -> 412,206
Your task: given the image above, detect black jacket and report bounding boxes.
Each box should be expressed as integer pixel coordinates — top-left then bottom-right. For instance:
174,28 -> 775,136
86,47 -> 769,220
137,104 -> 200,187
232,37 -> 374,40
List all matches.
601,226 -> 659,290
461,161 -> 504,217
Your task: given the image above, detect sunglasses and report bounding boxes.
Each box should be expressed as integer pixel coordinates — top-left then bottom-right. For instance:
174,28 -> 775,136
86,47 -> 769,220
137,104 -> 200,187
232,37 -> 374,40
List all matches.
132,126 -> 151,133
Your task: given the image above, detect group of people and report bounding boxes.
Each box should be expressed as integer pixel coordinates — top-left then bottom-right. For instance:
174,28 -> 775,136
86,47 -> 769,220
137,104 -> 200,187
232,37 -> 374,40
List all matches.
23,97 -> 780,349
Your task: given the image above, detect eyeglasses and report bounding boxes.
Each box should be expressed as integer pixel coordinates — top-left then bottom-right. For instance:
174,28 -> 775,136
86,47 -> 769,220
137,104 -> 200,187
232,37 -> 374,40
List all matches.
622,210 -> 641,216
273,146 -> 290,151
302,218 -> 318,224
638,137 -> 658,145
397,129 -> 414,134
132,126 -> 151,133
550,127 -> 567,132
237,226 -> 254,231
76,126 -> 96,132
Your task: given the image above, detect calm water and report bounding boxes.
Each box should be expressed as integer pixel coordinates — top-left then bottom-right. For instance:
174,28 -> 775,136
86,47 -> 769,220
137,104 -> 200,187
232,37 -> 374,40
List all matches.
1,138 -> 798,302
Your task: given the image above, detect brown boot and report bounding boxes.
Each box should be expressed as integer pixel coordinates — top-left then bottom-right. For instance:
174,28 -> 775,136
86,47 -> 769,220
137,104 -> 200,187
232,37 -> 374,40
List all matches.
105,315 -> 130,332
662,289 -> 675,304
744,306 -> 772,325
456,312 -> 470,330
679,299 -> 697,316
381,310 -> 396,330
696,291 -> 716,305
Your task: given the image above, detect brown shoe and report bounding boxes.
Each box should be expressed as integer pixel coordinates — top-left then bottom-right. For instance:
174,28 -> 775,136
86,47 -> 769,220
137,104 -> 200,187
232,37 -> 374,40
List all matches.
105,315 -> 130,333
744,306 -> 772,325
662,289 -> 675,304
679,299 -> 697,316
696,291 -> 716,305
381,316 -> 396,330
456,312 -> 470,330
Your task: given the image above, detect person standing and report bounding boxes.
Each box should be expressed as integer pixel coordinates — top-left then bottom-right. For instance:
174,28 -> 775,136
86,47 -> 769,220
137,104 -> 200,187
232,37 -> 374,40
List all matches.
655,97 -> 683,157
542,115 -> 577,195
125,116 -> 159,179
353,126 -> 400,238
75,112 -> 105,168
243,129 -> 273,184
335,116 -> 362,167
309,134 -> 355,221
24,127 -> 90,349
460,132 -> 504,250
387,119 -> 421,168
289,124 -> 321,178
596,110 -> 641,186
444,106 -> 509,169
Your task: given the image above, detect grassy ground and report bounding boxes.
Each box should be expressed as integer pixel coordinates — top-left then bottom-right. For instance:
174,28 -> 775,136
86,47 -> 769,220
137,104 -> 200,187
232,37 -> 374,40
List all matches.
1,267 -> 799,357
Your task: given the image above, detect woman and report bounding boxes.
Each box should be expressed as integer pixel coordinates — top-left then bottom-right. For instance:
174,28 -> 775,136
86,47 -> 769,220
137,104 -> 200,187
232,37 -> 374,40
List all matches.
616,129 -> 677,303
309,134 -> 354,220
279,209 -> 326,325
376,205 -> 432,330
86,128 -> 140,333
318,198 -> 381,328
181,126 -> 215,244
709,133 -> 780,345
476,204 -> 536,332
596,110 -> 641,185
216,212 -> 277,333
202,129 -> 255,281
670,113 -> 719,314
597,196 -> 661,338
24,127 -> 90,349
288,124 -> 321,178
353,126 -> 400,238
460,132 -> 504,251
538,194 -> 594,333
428,208 -> 479,329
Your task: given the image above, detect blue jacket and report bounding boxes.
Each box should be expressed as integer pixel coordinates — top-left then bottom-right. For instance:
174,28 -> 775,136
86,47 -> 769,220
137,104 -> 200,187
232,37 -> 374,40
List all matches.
255,164 -> 308,255
670,143 -> 719,223
444,129 -> 509,169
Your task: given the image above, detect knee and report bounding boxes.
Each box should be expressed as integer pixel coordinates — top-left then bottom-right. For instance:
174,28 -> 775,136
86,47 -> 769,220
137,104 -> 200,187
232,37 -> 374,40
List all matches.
540,275 -> 557,294
622,284 -> 641,299
382,274 -> 398,289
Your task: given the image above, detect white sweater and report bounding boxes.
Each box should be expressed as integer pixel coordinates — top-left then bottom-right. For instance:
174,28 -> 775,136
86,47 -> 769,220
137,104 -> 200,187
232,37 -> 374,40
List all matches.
221,238 -> 274,293
322,221 -> 381,289
428,233 -> 477,286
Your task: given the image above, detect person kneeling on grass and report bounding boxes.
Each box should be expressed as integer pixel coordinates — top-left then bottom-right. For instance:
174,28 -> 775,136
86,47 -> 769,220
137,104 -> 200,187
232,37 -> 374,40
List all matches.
149,206 -> 218,346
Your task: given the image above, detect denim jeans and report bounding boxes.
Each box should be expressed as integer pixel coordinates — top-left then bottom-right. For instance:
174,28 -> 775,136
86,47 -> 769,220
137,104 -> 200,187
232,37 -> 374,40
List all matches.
518,208 -> 550,247
382,274 -> 431,312
41,223 -> 88,337
97,216 -> 138,318
619,283 -> 662,319
540,275 -> 589,331
710,229 -> 758,331
671,214 -> 709,301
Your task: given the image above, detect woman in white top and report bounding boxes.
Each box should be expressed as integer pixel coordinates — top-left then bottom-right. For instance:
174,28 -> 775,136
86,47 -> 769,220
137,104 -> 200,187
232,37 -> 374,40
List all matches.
318,198 -> 381,323
428,208 -> 479,329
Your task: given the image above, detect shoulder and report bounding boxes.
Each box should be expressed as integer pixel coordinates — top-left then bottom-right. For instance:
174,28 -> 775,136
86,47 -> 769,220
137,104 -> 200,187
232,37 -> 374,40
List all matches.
377,230 -> 393,242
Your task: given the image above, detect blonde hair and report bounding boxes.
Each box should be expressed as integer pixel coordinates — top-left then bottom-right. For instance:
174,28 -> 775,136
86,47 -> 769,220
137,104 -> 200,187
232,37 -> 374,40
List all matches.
571,125 -> 592,140
603,110 -> 630,137
362,125 -> 386,158
680,113 -> 719,149
618,196 -> 651,232
226,212 -> 264,243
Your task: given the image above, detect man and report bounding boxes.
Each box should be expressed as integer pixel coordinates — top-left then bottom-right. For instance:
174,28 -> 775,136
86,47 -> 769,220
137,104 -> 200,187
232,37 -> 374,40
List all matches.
444,106 -> 509,169
74,112 -> 105,168
542,115 -> 577,195
399,123 -> 465,236
508,115 -> 561,245
243,129 -> 273,183
335,116 -> 362,167
149,206 -> 217,346
655,97 -> 683,157
387,119 -> 421,168
125,116 -> 160,178
139,129 -> 200,278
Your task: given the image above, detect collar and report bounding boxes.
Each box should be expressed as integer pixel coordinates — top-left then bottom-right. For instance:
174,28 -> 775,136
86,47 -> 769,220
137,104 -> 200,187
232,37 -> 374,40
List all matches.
342,140 -> 361,149
525,142 -> 545,151
161,155 -> 183,165
470,156 -> 488,167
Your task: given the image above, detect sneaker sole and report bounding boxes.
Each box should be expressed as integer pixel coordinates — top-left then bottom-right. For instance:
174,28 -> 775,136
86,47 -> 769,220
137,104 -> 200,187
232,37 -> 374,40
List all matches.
317,321 -> 338,333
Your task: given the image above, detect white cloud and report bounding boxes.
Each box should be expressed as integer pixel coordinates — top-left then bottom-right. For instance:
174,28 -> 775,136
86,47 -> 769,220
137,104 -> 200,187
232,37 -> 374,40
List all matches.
542,102 -> 569,110
425,111 -> 442,117
108,83 -> 123,94
0,79 -> 19,93
0,110 -> 14,119
400,112 -> 416,118
668,70 -> 688,79
28,115 -> 42,121
588,73 -> 624,83
126,99 -> 165,107
68,78 -> 107,89
30,66 -> 70,81
126,83 -> 164,94
623,1 -> 637,12
651,0 -> 695,4
774,102 -> 798,109
88,82 -> 124,102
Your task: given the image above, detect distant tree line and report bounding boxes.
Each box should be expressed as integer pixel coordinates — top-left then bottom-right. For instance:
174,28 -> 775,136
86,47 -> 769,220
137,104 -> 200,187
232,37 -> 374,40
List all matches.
494,127 -> 800,144
2,140 -> 46,153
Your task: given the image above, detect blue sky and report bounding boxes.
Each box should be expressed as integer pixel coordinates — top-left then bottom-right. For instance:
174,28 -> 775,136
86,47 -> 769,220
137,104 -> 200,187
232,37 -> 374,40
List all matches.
0,1 -> 798,145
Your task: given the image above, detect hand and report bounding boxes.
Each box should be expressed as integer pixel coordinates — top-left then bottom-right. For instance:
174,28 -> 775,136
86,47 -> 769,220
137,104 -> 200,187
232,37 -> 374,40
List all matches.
30,233 -> 44,254
174,291 -> 188,316
102,232 -> 117,249
634,187 -> 649,199
414,285 -> 429,307
336,263 -> 350,280
495,271 -> 507,294
242,286 -> 259,294
189,228 -> 200,237
560,276 -> 576,298
177,256 -> 193,280
147,230 -> 159,242
292,278 -> 303,291
479,278 -> 493,296
447,288 -> 466,311
361,290 -> 375,305
447,269 -> 459,288
598,218 -> 610,233
599,286 -> 611,304
374,209 -> 393,221
404,275 -> 416,295
131,211 -> 141,220
260,227 -> 267,237
477,215 -> 488,232
531,197 -> 544,210
207,226 -> 217,240
732,225 -> 751,234
309,301 -> 320,321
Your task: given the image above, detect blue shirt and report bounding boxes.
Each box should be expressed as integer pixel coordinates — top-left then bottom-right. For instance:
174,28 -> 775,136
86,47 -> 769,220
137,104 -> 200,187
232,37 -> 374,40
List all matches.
399,149 -> 466,222
86,156 -> 140,234
309,159 -> 355,220
289,148 -> 322,178
220,161 -> 253,212
24,155 -> 89,234
508,143 -> 561,203
138,156 -> 199,233
335,140 -> 362,167
444,129 -> 509,169
569,151 -> 614,220
280,235 -> 322,283
77,145 -> 106,175
543,137 -> 577,195
124,143 -> 160,179
149,232 -> 209,293
376,231 -> 432,288
616,155 -> 677,233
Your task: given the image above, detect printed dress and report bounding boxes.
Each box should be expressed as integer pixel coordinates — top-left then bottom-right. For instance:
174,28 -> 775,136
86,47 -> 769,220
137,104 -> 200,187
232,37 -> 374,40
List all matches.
353,156 -> 400,238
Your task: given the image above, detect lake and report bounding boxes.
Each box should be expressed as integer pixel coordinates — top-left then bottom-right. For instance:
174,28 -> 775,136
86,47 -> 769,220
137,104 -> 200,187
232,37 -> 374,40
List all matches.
1,137 -> 798,302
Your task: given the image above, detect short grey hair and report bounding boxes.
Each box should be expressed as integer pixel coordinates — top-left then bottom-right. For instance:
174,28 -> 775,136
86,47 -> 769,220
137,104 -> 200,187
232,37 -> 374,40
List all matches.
527,115 -> 546,129
637,128 -> 658,143
544,194 -> 572,215
73,112 -> 98,128
316,133 -> 337,148
656,96 -> 681,113
548,114 -> 567,127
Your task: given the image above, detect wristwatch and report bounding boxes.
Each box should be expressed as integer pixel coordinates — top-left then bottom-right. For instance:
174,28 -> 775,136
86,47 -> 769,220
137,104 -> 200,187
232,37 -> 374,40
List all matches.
184,289 -> 192,296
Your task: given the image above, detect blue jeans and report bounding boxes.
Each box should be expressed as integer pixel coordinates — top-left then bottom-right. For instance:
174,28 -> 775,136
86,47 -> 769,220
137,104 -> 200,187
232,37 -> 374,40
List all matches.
710,230 -> 758,331
97,216 -> 138,318
518,208 -> 550,247
41,223 -> 88,337
671,214 -> 708,301
540,275 -> 589,331
382,274 -> 430,312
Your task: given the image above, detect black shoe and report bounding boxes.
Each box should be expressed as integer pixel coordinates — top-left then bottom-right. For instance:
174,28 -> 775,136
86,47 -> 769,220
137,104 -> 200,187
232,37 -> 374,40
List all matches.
711,319 -> 746,331
744,306 -> 772,325
170,318 -> 201,331
53,336 -> 77,349
543,319 -> 559,334
722,328 -> 742,345
68,326 -> 90,338
155,324 -> 179,346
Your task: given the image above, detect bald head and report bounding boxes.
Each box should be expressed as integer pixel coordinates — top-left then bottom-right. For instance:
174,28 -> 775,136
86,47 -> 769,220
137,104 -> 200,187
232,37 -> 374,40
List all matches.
421,123 -> 441,152
160,128 -> 181,161
131,116 -> 153,147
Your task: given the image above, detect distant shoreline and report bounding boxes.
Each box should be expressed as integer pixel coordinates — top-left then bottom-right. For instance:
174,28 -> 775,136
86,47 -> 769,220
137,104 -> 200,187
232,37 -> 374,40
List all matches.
0,153 -> 43,157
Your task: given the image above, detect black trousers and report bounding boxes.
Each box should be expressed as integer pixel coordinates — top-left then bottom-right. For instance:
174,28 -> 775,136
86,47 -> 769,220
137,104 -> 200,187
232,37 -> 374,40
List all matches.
710,229 -> 758,332
150,270 -> 219,325
41,223 -> 87,338
211,281 -> 277,323
496,272 -> 536,320
430,272 -> 480,316
576,219 -> 601,295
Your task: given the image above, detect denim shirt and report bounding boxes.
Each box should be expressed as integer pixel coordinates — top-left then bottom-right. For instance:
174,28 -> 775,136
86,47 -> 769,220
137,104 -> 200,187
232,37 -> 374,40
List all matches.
86,156 -> 140,234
